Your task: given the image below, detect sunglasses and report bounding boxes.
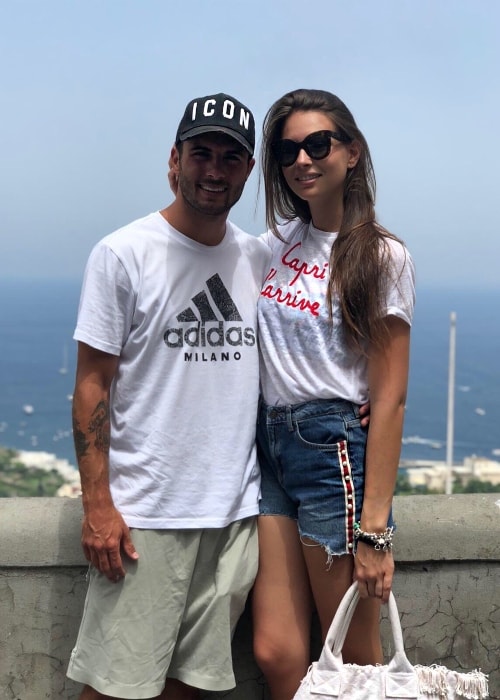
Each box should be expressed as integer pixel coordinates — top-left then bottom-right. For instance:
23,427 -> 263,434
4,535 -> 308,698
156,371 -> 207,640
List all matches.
272,130 -> 351,167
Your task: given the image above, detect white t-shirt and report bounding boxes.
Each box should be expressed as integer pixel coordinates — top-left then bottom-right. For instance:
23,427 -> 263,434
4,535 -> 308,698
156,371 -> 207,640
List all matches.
258,220 -> 416,406
74,211 -> 271,529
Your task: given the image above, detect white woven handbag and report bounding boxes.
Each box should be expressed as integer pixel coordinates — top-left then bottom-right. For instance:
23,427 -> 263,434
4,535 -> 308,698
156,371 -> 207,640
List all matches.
293,582 -> 488,700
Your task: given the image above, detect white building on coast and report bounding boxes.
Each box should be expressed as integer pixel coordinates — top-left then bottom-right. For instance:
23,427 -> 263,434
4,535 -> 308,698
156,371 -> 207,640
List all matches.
403,455 -> 500,491
16,450 -> 81,497
13,450 -> 500,497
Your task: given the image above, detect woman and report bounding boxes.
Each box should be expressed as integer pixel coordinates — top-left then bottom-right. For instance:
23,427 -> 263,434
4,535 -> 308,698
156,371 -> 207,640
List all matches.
253,89 -> 415,700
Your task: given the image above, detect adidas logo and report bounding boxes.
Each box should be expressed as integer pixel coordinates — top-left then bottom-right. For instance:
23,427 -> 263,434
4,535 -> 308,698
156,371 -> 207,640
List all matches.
163,274 -> 256,361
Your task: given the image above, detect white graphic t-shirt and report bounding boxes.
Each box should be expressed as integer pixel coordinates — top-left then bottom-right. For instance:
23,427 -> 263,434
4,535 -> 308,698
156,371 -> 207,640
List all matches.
258,220 -> 416,406
75,212 -> 271,528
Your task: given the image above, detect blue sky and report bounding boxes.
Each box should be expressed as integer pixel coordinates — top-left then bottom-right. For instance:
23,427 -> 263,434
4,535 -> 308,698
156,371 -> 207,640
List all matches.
1,0 -> 499,289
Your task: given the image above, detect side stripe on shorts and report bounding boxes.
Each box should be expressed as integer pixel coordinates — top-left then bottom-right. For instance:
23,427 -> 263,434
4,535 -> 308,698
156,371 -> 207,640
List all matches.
337,440 -> 355,552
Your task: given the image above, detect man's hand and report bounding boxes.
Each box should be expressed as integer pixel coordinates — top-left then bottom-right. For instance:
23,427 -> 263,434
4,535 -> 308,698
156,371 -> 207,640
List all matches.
82,506 -> 139,582
359,401 -> 371,428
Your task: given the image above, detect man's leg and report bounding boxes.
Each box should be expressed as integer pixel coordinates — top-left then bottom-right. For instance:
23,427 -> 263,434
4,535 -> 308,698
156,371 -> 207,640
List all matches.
160,678 -> 200,699
79,678 -> 200,699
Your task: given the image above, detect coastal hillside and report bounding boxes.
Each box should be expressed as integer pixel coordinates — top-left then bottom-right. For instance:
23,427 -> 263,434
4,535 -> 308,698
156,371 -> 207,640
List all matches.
0,447 -> 81,497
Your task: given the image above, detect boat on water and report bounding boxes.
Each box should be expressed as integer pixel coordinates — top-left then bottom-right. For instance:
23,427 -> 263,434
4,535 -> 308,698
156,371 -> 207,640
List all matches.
22,405 -> 34,415
402,435 -> 443,449
59,343 -> 68,375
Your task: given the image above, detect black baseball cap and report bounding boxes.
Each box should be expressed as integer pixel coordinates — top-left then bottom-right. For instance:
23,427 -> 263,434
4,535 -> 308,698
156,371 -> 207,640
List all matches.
176,93 -> 255,155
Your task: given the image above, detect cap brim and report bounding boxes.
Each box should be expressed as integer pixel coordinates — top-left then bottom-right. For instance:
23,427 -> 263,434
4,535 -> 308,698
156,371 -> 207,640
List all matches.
178,125 -> 253,155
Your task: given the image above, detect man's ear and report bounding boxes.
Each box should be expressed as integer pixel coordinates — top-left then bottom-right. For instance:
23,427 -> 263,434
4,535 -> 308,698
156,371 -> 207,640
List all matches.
170,144 -> 180,173
168,145 -> 180,195
246,157 -> 255,181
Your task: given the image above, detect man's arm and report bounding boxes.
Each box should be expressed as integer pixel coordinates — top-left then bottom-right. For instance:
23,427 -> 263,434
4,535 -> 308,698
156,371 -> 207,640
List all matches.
72,341 -> 138,582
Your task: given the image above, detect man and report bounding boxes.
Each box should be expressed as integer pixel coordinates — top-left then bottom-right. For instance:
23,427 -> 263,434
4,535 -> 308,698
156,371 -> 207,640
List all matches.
67,93 -> 271,700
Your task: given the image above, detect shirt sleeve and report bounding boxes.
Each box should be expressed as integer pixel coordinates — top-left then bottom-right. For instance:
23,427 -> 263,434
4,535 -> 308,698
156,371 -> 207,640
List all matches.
73,241 -> 135,355
384,239 -> 416,326
258,229 -> 273,247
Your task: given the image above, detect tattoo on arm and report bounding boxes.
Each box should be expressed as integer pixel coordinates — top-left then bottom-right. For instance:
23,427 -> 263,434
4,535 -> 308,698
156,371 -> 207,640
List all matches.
73,399 -> 111,459
73,415 -> 90,459
88,400 -> 111,454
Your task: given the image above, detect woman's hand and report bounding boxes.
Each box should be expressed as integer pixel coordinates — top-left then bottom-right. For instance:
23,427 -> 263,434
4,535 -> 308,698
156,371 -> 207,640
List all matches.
353,541 -> 394,603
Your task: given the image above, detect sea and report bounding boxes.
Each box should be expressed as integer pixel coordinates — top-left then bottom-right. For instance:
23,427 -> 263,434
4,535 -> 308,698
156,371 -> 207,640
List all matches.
0,279 -> 499,471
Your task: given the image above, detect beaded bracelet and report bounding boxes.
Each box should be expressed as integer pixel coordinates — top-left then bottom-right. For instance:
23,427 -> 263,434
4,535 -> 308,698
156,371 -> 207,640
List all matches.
353,522 -> 394,551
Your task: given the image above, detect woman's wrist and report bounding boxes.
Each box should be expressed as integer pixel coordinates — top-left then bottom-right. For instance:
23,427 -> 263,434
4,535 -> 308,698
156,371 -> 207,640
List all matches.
354,521 -> 394,551
359,498 -> 393,532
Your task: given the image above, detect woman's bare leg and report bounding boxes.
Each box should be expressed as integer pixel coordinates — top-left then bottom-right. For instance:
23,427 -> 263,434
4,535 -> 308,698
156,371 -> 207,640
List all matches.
252,515 -> 313,700
302,544 -> 383,664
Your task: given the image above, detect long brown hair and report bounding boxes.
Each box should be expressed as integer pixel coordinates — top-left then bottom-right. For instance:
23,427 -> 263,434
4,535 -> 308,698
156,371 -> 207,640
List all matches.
261,88 -> 404,350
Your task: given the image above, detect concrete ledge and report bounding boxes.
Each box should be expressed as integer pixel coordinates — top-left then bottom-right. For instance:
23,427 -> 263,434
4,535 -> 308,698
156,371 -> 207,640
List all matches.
1,495 -> 499,699
0,496 -> 86,566
1,494 -> 499,567
393,493 -> 500,561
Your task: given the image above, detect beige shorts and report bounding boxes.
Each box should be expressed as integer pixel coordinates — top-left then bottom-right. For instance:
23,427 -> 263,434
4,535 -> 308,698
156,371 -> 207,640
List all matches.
67,518 -> 258,698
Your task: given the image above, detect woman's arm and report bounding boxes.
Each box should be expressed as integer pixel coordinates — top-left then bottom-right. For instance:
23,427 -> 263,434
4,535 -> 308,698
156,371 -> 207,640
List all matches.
354,315 -> 411,602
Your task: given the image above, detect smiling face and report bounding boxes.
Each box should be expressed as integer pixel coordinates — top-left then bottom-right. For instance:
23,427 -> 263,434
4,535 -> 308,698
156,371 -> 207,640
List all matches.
175,132 -> 254,217
280,110 -> 360,225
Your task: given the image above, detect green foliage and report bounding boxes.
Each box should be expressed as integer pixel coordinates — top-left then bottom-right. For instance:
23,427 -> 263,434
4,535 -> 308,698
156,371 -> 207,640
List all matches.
0,447 -> 65,497
453,478 -> 500,494
395,470 -> 500,495
395,472 -> 441,496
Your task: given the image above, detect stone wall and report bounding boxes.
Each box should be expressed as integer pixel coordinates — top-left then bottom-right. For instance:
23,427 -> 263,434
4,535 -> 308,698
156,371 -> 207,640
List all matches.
0,494 -> 498,699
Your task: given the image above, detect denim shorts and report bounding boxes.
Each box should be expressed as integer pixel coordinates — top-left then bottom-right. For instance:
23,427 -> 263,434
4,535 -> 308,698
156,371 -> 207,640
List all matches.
258,397 -> 373,558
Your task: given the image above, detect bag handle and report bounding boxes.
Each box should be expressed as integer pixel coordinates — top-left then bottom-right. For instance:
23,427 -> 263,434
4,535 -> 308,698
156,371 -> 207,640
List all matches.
316,582 -> 414,675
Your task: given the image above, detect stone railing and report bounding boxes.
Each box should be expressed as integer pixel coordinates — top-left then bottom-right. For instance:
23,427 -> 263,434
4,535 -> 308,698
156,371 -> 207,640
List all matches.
1,494 -> 499,699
